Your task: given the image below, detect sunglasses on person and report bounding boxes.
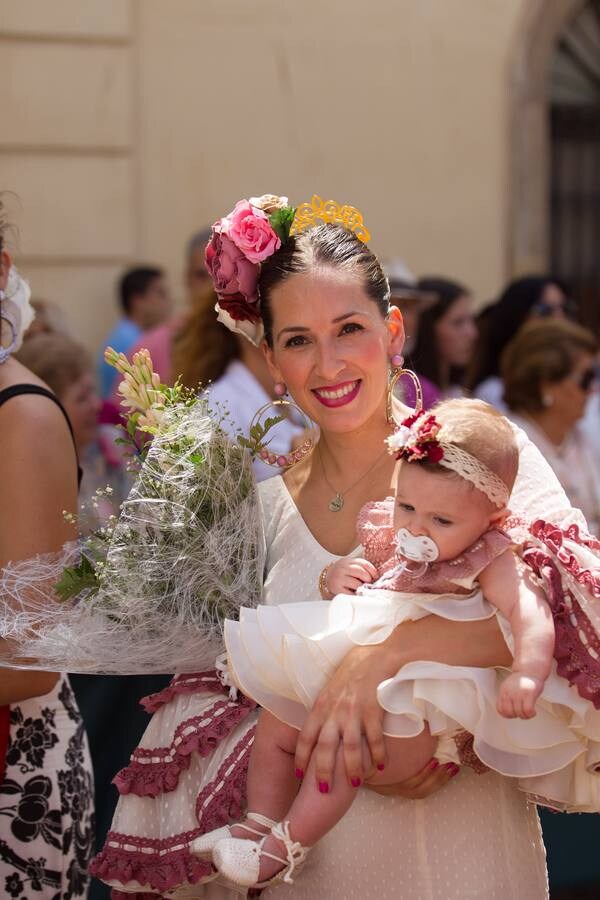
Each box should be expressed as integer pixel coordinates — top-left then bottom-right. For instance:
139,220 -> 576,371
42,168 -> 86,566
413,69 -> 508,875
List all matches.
531,298 -> 578,319
574,366 -> 599,392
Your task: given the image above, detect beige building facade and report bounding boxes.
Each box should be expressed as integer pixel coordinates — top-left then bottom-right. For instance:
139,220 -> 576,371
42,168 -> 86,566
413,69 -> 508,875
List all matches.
0,0 -> 584,350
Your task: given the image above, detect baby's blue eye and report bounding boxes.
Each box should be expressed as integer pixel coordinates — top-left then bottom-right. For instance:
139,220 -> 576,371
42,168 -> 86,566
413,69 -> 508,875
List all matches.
398,503 -> 414,512
434,516 -> 453,526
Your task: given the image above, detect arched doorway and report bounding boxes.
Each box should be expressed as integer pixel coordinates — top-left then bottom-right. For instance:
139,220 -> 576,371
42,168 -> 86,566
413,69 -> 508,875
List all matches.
550,1 -> 600,331
510,0 -> 600,329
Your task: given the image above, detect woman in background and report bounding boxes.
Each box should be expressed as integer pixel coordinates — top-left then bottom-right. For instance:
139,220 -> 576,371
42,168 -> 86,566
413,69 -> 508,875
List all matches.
408,276 -> 477,400
467,275 -> 572,411
502,319 -> 600,535
174,285 -> 301,480
0,219 -> 94,898
16,331 -> 166,900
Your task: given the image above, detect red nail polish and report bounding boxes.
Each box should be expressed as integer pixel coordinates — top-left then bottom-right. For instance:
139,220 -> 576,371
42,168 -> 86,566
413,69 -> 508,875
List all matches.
450,765 -> 460,777
377,763 -> 385,771
429,759 -> 439,771
444,762 -> 455,771
351,777 -> 361,788
318,781 -> 329,794
295,768 -> 304,779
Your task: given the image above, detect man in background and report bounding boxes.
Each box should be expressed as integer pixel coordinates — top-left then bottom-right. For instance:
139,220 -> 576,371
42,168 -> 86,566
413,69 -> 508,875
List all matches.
97,266 -> 171,398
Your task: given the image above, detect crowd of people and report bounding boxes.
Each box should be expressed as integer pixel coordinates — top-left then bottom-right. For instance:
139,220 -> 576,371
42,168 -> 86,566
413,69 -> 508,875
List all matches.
0,193 -> 599,900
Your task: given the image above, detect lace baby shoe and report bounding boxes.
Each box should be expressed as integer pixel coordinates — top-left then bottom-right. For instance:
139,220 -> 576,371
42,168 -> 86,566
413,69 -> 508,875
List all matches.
190,811 -> 277,858
213,820 -> 309,887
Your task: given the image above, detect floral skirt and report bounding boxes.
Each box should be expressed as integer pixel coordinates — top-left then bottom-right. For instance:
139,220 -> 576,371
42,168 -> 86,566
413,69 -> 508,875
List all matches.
0,675 -> 94,899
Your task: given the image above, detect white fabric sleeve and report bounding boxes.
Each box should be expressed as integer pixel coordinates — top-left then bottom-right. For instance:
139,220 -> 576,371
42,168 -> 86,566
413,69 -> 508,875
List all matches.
509,422 -> 587,530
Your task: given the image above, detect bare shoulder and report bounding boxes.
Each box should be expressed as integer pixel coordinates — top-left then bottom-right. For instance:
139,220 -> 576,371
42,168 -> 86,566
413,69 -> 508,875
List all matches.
0,361 -> 72,448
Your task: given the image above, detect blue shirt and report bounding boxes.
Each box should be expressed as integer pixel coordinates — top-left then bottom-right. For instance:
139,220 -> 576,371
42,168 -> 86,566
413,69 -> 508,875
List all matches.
97,318 -> 142,398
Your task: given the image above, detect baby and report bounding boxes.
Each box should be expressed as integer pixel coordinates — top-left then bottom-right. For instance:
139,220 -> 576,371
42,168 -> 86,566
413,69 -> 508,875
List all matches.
192,399 -> 556,888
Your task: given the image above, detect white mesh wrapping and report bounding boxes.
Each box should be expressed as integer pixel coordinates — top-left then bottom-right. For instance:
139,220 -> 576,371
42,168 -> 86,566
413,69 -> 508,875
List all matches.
0,403 -> 264,674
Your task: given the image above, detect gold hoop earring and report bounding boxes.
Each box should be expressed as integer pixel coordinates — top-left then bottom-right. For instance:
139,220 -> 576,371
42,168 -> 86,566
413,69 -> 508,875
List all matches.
386,364 -> 424,427
245,398 -> 316,468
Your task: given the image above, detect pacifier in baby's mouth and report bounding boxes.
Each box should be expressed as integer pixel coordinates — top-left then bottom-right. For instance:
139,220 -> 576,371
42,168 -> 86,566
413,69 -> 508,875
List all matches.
394,528 -> 440,564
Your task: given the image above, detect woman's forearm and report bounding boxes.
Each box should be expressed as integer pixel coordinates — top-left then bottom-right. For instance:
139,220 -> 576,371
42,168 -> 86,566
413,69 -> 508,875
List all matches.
377,615 -> 513,679
0,666 -> 59,705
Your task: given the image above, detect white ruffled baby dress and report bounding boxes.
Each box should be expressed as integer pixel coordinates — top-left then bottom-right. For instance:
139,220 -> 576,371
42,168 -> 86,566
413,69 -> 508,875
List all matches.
225,497 -> 600,812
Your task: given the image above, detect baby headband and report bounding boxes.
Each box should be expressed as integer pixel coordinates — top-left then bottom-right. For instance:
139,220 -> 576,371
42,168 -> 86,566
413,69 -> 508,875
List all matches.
206,194 -> 371,346
385,410 -> 510,508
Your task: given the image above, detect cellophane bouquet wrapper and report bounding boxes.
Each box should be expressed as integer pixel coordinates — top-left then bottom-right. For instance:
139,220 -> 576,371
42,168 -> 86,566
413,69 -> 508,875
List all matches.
0,402 -> 265,674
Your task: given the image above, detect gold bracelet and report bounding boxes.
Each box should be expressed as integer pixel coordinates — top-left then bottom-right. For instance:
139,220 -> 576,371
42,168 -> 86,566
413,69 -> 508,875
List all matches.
318,563 -> 334,600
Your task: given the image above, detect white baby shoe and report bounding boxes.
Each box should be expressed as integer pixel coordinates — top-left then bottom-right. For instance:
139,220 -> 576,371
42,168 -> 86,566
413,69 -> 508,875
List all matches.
190,811 -> 276,858
213,820 -> 309,887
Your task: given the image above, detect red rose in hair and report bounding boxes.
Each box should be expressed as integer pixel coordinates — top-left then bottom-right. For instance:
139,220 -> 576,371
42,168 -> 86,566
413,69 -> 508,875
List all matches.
218,292 -> 262,324
426,443 -> 444,463
205,230 -> 259,308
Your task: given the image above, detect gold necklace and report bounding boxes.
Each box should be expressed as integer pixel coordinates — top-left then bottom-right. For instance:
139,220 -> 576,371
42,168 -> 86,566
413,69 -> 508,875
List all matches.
318,442 -> 389,512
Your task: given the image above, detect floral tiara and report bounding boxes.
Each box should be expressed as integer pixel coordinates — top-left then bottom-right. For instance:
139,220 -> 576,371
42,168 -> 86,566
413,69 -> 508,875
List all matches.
206,194 -> 371,346
385,410 -> 510,508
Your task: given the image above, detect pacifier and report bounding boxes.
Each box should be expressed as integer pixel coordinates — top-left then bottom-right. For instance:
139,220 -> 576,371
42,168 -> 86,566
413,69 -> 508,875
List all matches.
394,528 -> 440,564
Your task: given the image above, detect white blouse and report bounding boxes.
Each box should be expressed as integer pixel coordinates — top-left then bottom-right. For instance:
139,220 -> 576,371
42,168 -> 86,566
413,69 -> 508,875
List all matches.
508,413 -> 600,536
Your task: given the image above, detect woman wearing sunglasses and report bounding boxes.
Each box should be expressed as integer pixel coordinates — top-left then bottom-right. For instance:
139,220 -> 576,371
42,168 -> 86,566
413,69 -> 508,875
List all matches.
467,275 -> 574,411
502,318 -> 600,535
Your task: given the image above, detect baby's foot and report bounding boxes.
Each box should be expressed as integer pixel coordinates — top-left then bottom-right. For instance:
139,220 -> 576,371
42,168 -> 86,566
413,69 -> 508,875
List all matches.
229,816 -> 271,840
191,812 -> 275,858
213,822 -> 309,888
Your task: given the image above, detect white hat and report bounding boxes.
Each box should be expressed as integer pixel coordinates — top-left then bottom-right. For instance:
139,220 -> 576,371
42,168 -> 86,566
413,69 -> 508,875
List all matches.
384,259 -> 436,305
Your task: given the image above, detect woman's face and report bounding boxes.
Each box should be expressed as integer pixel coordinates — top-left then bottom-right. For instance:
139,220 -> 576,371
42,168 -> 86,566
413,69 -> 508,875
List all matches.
60,371 -> 101,452
264,268 -> 404,435
434,294 -> 477,369
544,351 -> 597,427
533,282 -> 568,319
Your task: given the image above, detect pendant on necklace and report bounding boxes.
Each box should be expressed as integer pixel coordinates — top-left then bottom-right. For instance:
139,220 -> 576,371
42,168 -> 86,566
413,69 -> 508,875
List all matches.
329,493 -> 344,513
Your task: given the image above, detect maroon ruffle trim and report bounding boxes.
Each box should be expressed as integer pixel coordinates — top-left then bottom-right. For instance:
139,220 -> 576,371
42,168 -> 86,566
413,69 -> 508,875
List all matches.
523,519 -> 600,708
140,671 -> 225,713
114,692 -> 256,798
91,726 -> 256,895
91,829 -> 213,894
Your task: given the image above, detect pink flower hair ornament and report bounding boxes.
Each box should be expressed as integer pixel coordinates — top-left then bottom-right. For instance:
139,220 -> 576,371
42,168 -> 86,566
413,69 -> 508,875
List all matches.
206,194 -> 372,346
386,410 -> 445,464
206,195 -> 295,346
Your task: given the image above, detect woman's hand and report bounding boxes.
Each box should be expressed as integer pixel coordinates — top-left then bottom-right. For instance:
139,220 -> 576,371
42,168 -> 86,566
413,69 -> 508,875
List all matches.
295,642 -> 393,789
296,614 -> 511,790
367,758 -> 460,799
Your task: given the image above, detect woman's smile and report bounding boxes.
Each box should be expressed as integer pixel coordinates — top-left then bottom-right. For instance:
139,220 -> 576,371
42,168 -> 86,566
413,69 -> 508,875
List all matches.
312,379 -> 361,407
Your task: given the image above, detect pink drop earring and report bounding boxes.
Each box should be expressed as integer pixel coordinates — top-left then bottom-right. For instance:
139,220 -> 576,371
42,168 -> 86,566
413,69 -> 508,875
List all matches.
391,354 -> 404,369
274,382 -> 286,397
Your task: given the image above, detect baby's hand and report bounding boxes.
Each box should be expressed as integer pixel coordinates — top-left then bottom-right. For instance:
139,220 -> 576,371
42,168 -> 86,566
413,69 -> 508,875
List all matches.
497,672 -> 545,719
326,558 -> 378,597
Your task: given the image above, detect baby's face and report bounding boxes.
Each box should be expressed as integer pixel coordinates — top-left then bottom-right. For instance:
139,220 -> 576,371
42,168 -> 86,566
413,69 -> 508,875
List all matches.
393,461 -> 498,563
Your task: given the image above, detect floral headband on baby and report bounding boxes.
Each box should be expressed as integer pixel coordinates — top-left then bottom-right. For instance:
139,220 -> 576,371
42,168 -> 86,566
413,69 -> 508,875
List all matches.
205,194 -> 371,346
386,410 -> 510,508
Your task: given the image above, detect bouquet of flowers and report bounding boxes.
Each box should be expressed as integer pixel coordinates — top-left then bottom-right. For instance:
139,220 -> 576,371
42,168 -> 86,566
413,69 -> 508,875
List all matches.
0,350 -> 276,674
